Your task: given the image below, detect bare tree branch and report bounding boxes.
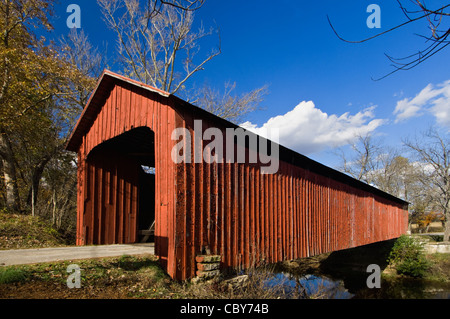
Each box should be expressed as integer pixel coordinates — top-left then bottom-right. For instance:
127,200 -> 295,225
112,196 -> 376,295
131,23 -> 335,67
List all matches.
327,1 -> 450,80
98,0 -> 219,95
188,82 -> 269,123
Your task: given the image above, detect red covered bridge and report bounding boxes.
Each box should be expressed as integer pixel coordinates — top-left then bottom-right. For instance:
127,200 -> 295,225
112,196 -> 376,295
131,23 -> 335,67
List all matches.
66,70 -> 409,281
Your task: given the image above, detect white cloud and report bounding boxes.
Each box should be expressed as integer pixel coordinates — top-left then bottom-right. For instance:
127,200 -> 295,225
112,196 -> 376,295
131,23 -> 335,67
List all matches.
430,82 -> 450,126
240,101 -> 385,155
393,80 -> 450,125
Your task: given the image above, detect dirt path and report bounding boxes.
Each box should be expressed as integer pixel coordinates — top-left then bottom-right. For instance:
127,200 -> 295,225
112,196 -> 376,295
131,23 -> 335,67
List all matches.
0,243 -> 155,266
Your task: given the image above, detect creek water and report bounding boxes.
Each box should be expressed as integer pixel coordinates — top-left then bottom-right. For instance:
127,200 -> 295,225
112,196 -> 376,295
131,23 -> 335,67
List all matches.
262,240 -> 450,299
265,270 -> 450,299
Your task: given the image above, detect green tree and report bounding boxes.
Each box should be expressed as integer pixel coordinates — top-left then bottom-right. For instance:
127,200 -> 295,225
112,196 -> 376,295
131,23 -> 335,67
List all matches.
388,235 -> 430,278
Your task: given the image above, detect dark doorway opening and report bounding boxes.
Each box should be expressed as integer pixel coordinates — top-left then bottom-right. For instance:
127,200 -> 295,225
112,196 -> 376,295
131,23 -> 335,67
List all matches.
86,126 -> 156,244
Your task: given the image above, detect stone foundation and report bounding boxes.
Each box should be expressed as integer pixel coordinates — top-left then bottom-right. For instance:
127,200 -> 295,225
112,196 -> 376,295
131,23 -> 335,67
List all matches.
192,255 -> 221,282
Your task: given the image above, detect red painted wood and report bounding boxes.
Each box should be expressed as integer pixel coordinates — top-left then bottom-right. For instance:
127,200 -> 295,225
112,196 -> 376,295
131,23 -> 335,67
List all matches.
67,71 -> 409,281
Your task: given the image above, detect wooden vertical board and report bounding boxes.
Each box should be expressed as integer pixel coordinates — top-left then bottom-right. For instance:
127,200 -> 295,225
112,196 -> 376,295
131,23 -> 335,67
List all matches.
139,88 -> 146,128
298,175 -> 303,258
102,92 -> 108,142
122,86 -> 129,133
291,174 -> 296,259
186,113 -> 196,277
174,110 -> 186,279
274,174 -> 280,261
117,170 -> 124,244
244,164 -> 249,267
280,166 -> 286,260
268,172 -> 274,263
260,173 -> 266,261
225,162 -> 231,267
220,160 -> 225,261
130,85 -> 136,129
218,161 -> 223,257
299,174 -> 303,258
106,165 -> 113,244
306,173 -> 311,257
238,164 -> 244,268
311,174 -> 316,256
114,86 -> 120,137
104,164 -> 110,244
108,86 -> 115,142
131,174 -> 138,243
98,165 -> 105,244
255,165 -> 260,264
289,172 -> 293,259
198,122 -> 204,253
231,162 -> 237,268
263,174 -> 269,261
283,171 -> 287,259
124,175 -> 130,243
90,161 -> 96,245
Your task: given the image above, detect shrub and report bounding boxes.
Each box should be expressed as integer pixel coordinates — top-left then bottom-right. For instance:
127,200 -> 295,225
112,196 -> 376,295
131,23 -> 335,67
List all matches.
388,235 -> 430,278
0,267 -> 28,284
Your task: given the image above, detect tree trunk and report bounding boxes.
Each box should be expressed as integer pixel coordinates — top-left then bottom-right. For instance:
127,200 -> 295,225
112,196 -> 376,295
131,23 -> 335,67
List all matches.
444,214 -> 450,242
26,156 -> 52,210
52,189 -> 56,226
0,130 -> 21,212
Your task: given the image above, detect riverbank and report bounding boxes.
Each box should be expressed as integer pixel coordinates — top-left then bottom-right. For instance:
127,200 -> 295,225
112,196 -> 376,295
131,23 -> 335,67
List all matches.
1,246 -> 449,299
274,238 -> 450,299
0,254 -> 304,299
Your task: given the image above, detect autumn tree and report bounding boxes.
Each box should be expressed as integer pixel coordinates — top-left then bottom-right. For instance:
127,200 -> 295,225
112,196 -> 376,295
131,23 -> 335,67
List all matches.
40,29 -> 106,228
0,0 -> 62,212
0,1 -> 102,223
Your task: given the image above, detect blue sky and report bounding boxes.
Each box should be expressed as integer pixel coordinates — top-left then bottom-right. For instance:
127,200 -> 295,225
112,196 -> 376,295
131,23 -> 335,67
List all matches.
51,1 -> 450,168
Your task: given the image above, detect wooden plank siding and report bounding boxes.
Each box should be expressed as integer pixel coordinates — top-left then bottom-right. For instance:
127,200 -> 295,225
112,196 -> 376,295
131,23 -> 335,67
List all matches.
67,70 -> 409,281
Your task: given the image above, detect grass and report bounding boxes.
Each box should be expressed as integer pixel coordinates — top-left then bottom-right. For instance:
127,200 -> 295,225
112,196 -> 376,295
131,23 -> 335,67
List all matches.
0,267 -> 28,284
0,254 -> 359,299
0,254 -> 181,299
422,253 -> 450,282
0,254 -> 318,299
